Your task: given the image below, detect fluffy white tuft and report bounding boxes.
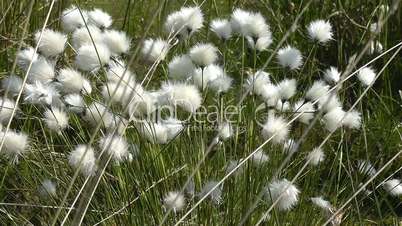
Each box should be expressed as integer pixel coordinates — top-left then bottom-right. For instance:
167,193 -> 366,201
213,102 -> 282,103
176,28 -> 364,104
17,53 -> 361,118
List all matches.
64,93 -> 85,113
39,179 -> 57,197
307,147 -> 325,166
28,58 -> 55,83
87,8 -> 112,28
141,38 -> 169,63
251,150 -> 269,165
266,179 -> 300,211
0,97 -> 17,124
135,121 -> 169,144
217,122 -> 233,140
164,6 -> 204,38
0,130 -> 29,162
61,5 -> 87,32
210,19 -> 232,40
192,64 -> 227,90
324,66 -> 341,83
44,108 -> 69,133
24,81 -> 60,106
72,25 -> 103,49
68,145 -> 97,176
306,80 -> 329,101
189,43 -> 218,67
168,55 -> 195,80
2,75 -> 23,96
283,139 -> 298,154
163,191 -> 186,212
103,30 -> 131,56
311,196 -> 332,211
357,67 -> 376,86
57,68 -> 84,93
160,82 -> 201,112
343,110 -> 361,129
322,107 -> 345,132
16,47 -> 38,71
35,29 -> 67,57
277,78 -> 297,100
75,44 -> 111,72
307,20 -> 333,43
262,113 -> 290,144
99,134 -> 129,162
261,83 -> 280,107
277,46 -> 303,70
230,8 -> 252,36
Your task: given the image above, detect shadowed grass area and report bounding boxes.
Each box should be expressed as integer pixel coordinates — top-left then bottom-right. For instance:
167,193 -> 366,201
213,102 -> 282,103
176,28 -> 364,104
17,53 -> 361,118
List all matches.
0,0 -> 401,225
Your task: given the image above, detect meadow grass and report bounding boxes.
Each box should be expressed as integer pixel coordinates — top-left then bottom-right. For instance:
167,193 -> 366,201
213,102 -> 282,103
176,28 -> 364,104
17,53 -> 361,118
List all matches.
0,0 -> 402,225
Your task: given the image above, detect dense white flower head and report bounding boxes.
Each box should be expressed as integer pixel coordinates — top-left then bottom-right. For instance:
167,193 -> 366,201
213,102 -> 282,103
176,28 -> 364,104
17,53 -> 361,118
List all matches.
163,191 -> 186,212
311,196 -> 332,211
136,121 -> 169,144
64,93 -> 85,113
322,107 -> 345,132
247,35 -> 272,51
168,55 -> 195,80
68,144 -> 97,177
57,68 -> 85,93
189,43 -> 218,67
24,81 -> 60,106
266,179 -> 300,211
324,66 -> 341,83
357,67 -> 376,86
39,179 -> 57,197
307,147 -> 325,166
277,46 -> 303,70
277,78 -> 297,100
84,102 -> 113,128
244,70 -> 271,96
99,134 -> 129,162
198,181 -> 222,205
0,130 -> 29,162
28,58 -> 55,83
141,38 -> 169,63
101,82 -> 134,106
306,80 -> 329,101
0,98 -> 17,124
262,113 -> 290,144
210,19 -> 232,40
61,5 -> 87,32
44,108 -> 69,133
317,93 -> 341,113
217,122 -> 233,140
275,100 -> 290,112
35,29 -> 67,57
307,20 -> 333,44
16,47 -> 38,71
192,64 -> 225,90
251,150 -> 269,165
209,74 -> 233,93
72,25 -> 103,49
343,110 -> 361,129
230,9 -> 252,35
261,83 -> 280,106
383,179 -> 402,196
2,75 -> 23,96
103,30 -> 131,56
87,8 -> 112,28
293,100 -> 315,124
246,12 -> 271,38
75,44 -> 111,72
160,82 -> 201,112
164,6 -> 204,38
